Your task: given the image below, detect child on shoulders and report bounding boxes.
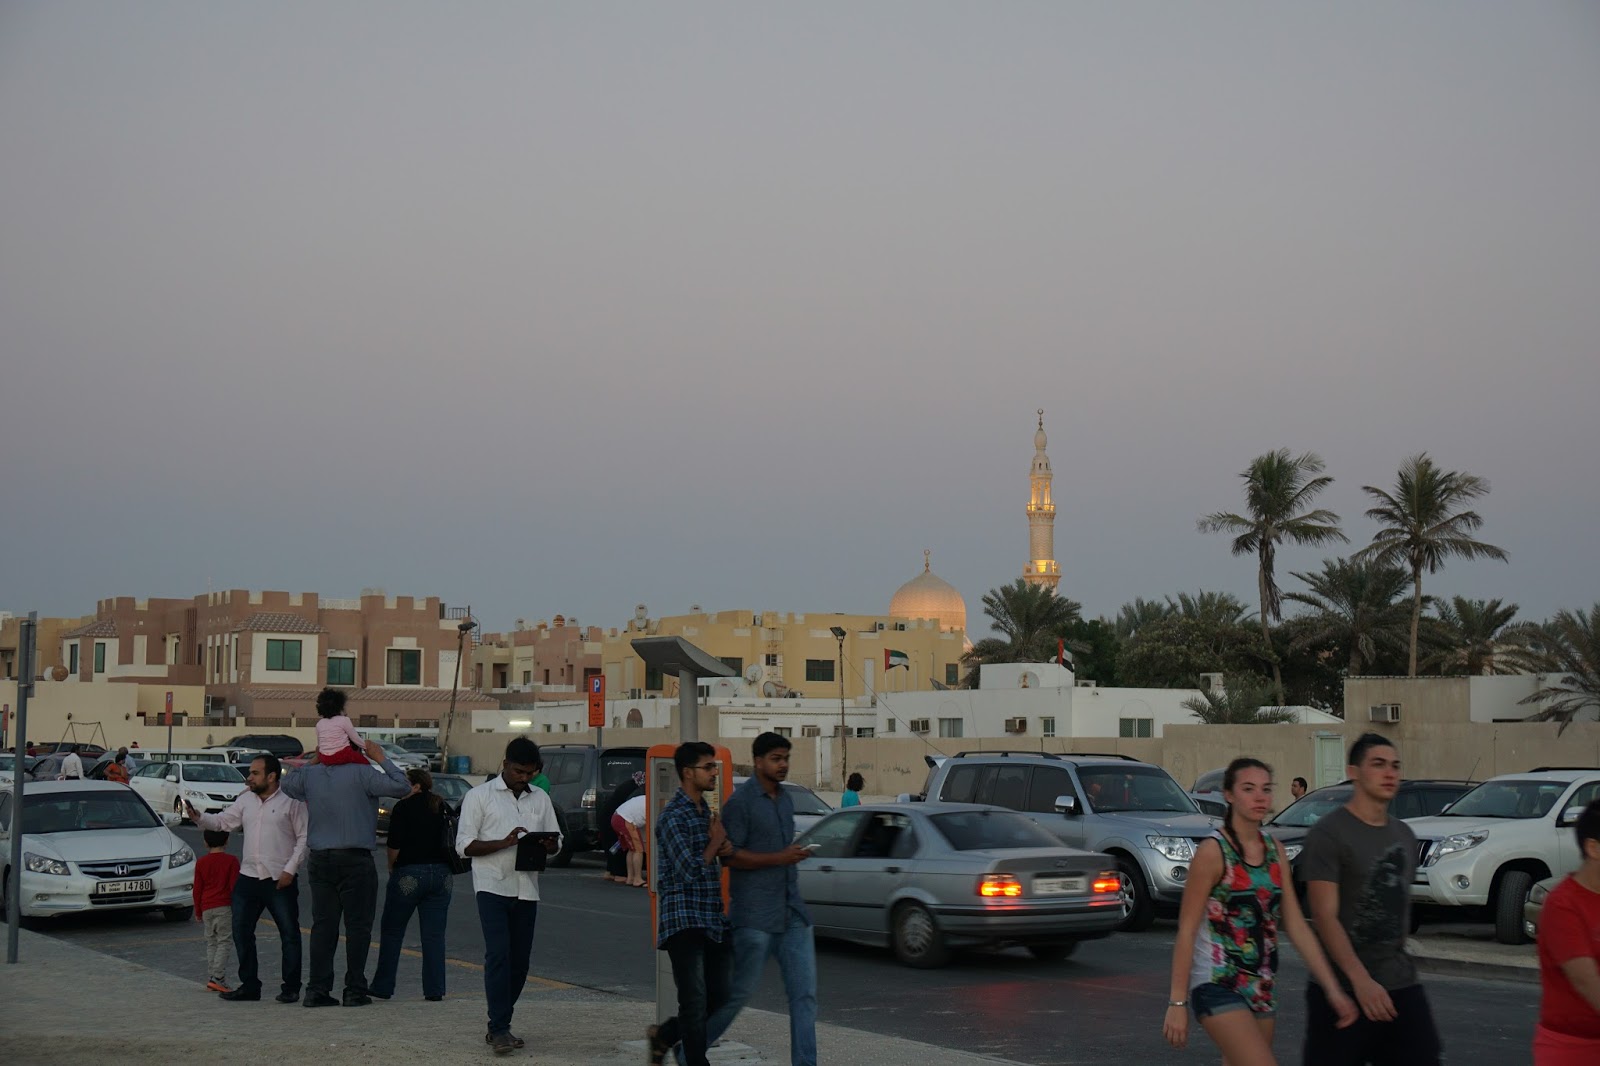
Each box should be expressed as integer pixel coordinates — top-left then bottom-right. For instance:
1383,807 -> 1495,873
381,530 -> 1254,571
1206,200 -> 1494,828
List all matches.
314,687 -> 369,766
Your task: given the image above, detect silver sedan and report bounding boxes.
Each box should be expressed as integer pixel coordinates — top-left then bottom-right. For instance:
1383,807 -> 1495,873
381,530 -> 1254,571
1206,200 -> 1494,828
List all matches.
797,803 -> 1124,968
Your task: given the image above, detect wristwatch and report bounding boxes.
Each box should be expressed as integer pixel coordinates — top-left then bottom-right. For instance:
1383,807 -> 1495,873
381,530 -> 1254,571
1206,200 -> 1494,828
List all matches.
1167,1000 -> 1187,1008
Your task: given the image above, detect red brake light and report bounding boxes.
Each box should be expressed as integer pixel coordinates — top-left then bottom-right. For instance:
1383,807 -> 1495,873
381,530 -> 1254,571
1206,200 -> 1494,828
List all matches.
1092,873 -> 1121,895
978,874 -> 1023,898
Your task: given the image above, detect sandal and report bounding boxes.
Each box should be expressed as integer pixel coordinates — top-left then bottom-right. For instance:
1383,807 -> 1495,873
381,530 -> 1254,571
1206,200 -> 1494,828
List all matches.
646,1024 -> 670,1065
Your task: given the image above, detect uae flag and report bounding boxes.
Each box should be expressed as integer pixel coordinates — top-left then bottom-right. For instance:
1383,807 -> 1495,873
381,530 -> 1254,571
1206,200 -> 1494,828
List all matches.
885,649 -> 910,670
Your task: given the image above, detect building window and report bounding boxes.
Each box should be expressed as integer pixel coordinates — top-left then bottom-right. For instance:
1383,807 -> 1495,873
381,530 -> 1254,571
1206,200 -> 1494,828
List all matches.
265,639 -> 302,672
800,725 -> 821,738
805,659 -> 834,682
938,717 -> 964,738
1118,717 -> 1153,739
945,663 -> 959,686
522,671 -> 531,685
718,656 -> 743,674
764,653 -> 779,667
775,727 -> 792,737
386,648 -> 421,685
69,644 -> 80,674
1042,716 -> 1057,738
93,642 -> 106,673
884,718 -> 896,733
560,723 -> 569,732
645,665 -> 663,691
856,727 -> 875,738
327,657 -> 355,686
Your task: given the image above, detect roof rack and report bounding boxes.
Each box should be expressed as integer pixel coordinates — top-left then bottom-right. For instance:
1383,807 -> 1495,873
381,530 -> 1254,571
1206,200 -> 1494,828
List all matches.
1526,766 -> 1600,773
1060,751 -> 1142,762
951,750 -> 1065,760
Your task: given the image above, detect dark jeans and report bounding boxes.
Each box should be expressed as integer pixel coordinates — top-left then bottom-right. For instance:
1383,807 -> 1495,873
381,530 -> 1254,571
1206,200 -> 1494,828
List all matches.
371,863 -> 453,999
307,848 -> 379,999
231,875 -> 301,996
1304,982 -> 1442,1066
657,930 -> 733,1066
476,892 -> 538,1036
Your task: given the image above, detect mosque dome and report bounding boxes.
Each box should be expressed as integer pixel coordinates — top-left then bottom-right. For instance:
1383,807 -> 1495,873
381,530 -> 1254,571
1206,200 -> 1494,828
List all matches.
889,550 -> 967,634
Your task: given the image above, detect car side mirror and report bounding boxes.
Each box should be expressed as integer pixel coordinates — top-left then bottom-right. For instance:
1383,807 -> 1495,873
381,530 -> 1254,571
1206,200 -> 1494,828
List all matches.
1559,805 -> 1585,827
1053,794 -> 1078,815
165,775 -> 178,783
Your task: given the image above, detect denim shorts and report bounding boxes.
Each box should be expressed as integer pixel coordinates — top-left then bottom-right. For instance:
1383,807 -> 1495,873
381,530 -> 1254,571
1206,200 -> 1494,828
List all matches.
1192,983 -> 1274,1020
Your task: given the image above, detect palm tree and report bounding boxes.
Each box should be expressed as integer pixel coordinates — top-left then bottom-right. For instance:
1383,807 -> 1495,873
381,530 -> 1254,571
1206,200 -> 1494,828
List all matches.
1198,449 -> 1347,700
1181,676 -> 1298,725
1356,454 -> 1509,676
1167,590 -> 1254,626
1283,557 -> 1413,676
1515,605 -> 1600,734
1114,597 -> 1174,641
960,579 -> 1083,683
1422,597 -> 1522,676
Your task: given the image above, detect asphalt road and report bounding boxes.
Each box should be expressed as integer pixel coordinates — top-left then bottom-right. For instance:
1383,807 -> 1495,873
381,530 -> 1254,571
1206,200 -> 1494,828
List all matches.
27,830 -> 1540,1065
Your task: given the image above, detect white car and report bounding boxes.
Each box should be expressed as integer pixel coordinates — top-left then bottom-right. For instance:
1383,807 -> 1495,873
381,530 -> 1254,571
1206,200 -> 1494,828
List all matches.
1407,768 -> 1600,944
0,781 -> 196,922
129,759 -> 248,821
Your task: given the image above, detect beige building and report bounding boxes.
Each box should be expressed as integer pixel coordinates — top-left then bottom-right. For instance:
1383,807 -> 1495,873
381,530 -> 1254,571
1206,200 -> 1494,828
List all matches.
471,615 -> 604,702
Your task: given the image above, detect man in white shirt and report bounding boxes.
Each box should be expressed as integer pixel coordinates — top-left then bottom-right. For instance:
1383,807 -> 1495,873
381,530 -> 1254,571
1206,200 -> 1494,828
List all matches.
457,737 -> 562,1055
58,745 -> 84,781
189,753 -> 310,1003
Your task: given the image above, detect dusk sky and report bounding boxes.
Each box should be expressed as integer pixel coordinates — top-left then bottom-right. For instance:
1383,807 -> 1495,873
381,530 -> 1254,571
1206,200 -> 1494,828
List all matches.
2,3 -> 1596,637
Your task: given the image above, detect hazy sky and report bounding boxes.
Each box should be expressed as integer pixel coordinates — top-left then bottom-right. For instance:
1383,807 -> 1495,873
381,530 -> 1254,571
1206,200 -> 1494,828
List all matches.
3,3 -> 1597,637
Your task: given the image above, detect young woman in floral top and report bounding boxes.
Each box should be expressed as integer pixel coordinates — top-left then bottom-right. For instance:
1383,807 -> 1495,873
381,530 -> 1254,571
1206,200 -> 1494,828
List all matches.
1164,758 -> 1357,1064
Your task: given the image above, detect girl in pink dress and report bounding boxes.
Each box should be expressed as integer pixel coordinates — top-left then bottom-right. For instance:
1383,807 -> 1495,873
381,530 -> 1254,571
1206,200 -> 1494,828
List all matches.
314,687 -> 369,766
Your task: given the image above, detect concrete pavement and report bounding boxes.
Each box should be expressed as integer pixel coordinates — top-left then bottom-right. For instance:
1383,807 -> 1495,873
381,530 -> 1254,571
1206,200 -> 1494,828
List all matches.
1408,923 -> 1539,984
0,927 -> 1025,1065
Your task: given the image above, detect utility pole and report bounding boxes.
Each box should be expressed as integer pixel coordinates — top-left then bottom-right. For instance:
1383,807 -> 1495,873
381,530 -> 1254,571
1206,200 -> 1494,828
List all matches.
830,626 -> 847,788
440,613 -> 477,766
7,612 -> 37,964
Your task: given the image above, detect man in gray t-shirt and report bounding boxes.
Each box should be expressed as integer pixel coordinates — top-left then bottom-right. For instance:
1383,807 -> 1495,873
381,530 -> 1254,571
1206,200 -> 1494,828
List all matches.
1301,733 -> 1441,1066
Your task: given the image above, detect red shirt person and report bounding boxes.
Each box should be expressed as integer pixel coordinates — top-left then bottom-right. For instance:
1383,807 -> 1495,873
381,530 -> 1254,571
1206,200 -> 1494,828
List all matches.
1535,798 -> 1600,1066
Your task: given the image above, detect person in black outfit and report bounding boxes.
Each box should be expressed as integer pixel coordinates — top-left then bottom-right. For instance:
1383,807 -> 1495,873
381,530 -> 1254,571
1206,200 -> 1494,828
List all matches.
599,771 -> 646,883
370,767 -> 455,1002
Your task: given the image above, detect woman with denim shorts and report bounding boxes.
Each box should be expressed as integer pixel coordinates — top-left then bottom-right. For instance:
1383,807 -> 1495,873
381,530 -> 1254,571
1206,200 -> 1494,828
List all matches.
1163,758 -> 1357,1064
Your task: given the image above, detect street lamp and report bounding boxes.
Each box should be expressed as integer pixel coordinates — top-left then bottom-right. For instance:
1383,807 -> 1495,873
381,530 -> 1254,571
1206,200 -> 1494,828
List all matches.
440,617 -> 479,766
829,626 -> 847,788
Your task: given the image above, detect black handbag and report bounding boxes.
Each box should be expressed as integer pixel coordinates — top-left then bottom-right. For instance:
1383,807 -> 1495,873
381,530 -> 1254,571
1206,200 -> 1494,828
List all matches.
439,803 -> 472,876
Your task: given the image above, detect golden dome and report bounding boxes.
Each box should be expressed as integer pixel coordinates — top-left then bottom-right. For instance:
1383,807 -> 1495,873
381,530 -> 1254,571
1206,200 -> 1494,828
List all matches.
889,550 -> 967,633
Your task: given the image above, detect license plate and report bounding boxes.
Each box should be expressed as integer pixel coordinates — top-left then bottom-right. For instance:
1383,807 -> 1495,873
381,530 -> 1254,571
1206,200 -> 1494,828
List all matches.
93,878 -> 154,896
1033,876 -> 1085,896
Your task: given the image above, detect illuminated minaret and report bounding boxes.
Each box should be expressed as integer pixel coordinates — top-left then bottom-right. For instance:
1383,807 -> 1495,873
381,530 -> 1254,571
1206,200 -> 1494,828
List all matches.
1023,409 -> 1060,592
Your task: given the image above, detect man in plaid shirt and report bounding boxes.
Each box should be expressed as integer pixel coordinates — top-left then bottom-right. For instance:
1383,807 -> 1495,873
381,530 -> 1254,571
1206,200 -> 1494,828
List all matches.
647,741 -> 733,1066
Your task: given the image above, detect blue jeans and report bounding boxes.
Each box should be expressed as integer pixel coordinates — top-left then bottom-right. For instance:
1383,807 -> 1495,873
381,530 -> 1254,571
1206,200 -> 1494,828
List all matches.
702,916 -> 817,1066
230,875 -> 301,997
370,863 -> 453,1000
476,892 -> 538,1036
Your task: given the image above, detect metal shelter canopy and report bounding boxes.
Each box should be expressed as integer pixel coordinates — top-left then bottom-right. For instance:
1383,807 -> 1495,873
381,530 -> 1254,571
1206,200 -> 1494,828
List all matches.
629,636 -> 733,743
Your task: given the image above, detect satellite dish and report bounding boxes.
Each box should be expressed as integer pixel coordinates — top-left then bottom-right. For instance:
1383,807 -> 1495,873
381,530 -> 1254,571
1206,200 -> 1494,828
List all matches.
744,665 -> 763,684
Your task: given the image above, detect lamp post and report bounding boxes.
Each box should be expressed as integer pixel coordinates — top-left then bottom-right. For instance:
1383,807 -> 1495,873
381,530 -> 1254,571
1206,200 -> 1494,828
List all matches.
829,626 -> 847,788
440,617 -> 478,766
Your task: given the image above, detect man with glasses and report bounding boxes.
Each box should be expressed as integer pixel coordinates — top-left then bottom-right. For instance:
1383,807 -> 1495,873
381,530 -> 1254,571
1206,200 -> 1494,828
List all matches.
646,741 -> 733,1066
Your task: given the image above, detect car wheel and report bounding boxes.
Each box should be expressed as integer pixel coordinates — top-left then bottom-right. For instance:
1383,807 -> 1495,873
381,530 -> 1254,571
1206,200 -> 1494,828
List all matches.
1026,941 -> 1079,962
163,905 -> 194,923
1494,870 -> 1535,945
891,902 -> 950,969
1114,858 -> 1155,932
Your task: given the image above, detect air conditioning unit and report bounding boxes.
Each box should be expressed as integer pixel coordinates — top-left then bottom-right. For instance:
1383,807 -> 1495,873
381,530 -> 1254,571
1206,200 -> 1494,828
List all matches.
1075,680 -> 1097,688
1199,672 -> 1225,692
909,718 -> 930,734
875,622 -> 886,631
1369,703 -> 1401,723
1004,717 -> 1027,734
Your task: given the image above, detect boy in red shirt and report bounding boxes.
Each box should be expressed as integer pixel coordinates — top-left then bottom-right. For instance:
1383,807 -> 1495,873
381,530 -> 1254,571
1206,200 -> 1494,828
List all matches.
194,829 -> 241,993
1536,797 -> 1600,1065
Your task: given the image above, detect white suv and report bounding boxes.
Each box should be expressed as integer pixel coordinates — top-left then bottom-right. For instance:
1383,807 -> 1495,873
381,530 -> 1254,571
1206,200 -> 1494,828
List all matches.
1406,768 -> 1600,944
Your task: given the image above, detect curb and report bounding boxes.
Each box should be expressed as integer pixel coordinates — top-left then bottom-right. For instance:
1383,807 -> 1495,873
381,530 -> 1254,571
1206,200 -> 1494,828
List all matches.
1411,954 -> 1539,985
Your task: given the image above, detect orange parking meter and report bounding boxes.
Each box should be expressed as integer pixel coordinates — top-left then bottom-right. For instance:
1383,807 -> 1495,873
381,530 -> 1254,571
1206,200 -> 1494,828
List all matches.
645,742 -> 733,931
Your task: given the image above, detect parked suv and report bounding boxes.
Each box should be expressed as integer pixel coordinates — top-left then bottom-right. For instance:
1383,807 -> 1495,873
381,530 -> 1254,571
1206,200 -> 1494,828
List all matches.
396,735 -> 442,771
223,734 -> 303,760
919,750 -> 1220,931
538,744 -> 648,866
1406,767 -> 1600,944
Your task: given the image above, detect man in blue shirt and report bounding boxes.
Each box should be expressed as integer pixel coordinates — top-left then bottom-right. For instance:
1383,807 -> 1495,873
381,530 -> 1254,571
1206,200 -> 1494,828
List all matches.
280,734 -> 410,1008
647,741 -> 733,1066
702,732 -> 815,1066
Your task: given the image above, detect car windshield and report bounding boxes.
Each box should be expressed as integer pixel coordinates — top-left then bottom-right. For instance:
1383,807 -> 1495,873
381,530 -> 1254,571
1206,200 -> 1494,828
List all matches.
783,784 -> 832,816
1079,765 -> 1198,814
1443,779 -> 1571,820
1269,788 -> 1353,828
0,755 -> 15,771
22,791 -> 162,834
433,777 -> 471,801
183,764 -> 244,784
599,754 -> 645,790
399,737 -> 437,752
931,809 -> 1062,851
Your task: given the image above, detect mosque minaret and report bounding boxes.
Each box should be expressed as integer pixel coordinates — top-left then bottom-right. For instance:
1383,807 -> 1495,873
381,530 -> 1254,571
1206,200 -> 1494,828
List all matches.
1022,409 -> 1061,592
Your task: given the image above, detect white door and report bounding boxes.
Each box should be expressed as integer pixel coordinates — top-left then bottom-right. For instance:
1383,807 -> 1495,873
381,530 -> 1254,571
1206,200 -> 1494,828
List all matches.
1314,736 -> 1345,788
131,762 -> 175,811
1553,780 -> 1600,877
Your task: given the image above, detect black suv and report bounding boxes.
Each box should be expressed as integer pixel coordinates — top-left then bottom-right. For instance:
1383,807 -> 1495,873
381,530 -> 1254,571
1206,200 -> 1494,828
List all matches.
538,744 -> 648,866
396,735 -> 442,771
224,734 -> 304,759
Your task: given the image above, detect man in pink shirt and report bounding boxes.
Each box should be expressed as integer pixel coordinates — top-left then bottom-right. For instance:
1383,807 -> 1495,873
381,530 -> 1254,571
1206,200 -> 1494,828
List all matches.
188,753 -> 309,1003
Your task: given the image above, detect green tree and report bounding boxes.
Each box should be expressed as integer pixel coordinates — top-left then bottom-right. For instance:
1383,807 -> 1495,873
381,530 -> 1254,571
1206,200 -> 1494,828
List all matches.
1283,557 -> 1413,676
1114,597 -> 1174,641
1356,454 -> 1509,676
1198,449 -> 1347,701
1167,590 -> 1254,626
1181,676 -> 1299,724
1117,615 -> 1274,690
1514,605 -> 1600,734
960,579 -> 1083,685
1422,597 -> 1522,676
1061,618 -> 1119,687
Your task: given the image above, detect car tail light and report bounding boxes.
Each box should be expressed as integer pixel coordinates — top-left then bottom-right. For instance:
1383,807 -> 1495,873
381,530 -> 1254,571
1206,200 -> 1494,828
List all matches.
978,874 -> 1023,898
581,788 -> 597,809
1092,873 -> 1121,895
